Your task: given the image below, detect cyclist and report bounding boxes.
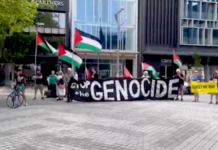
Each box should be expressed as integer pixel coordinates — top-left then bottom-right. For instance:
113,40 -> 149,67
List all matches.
14,68 -> 27,106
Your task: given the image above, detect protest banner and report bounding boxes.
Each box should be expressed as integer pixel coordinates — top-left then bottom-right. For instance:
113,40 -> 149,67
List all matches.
190,81 -> 217,93
68,78 -> 180,101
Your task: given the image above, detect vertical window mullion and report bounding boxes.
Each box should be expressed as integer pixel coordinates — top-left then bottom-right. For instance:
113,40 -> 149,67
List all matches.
85,0 -> 87,22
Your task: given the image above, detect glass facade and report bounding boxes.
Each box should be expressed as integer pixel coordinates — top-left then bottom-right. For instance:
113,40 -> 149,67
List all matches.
181,0 -> 218,46
74,0 -> 136,51
36,12 -> 66,28
76,59 -> 124,80
24,11 -> 66,34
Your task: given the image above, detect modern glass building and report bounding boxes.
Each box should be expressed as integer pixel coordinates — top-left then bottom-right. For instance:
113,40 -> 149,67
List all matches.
137,0 -> 218,80
181,0 -> 218,46
71,0 -> 138,79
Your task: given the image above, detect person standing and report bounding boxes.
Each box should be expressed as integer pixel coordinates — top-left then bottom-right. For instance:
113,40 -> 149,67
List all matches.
64,68 -> 73,96
56,71 -> 64,100
15,69 -> 27,106
174,69 -> 185,101
91,68 -> 98,80
210,71 -> 218,104
48,70 -> 57,99
33,69 -> 44,100
191,70 -> 202,102
142,71 -> 150,78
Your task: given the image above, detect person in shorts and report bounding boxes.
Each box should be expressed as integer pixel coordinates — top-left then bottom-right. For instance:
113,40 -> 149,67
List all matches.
174,69 -> 184,101
15,69 -> 27,106
33,69 -> 44,100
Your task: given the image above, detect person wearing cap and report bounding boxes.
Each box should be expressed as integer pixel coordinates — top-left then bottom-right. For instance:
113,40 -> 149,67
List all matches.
33,69 -> 44,100
191,70 -> 202,102
15,69 -> 27,106
174,69 -> 184,101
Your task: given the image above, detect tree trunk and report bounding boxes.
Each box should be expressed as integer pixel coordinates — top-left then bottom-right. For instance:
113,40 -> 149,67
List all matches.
4,63 -> 14,86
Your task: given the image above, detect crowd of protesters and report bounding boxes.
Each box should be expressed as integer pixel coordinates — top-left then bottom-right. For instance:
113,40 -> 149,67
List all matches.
12,66 -> 218,106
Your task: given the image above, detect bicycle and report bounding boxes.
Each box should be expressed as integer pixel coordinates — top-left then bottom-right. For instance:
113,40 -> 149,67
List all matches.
6,86 -> 24,109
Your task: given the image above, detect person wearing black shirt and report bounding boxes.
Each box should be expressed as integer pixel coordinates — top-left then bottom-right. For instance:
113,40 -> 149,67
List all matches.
174,69 -> 184,101
15,69 -> 27,106
33,70 -> 44,100
67,75 -> 78,102
91,68 -> 98,80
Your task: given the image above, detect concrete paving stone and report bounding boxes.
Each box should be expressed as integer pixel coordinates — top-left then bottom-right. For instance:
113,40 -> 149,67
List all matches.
0,94 -> 218,149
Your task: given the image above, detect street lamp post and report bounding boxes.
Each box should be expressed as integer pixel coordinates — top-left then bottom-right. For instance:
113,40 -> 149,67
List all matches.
114,8 -> 125,75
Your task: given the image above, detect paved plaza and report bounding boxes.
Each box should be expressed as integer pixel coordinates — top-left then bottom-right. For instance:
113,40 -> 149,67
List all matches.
0,93 -> 218,150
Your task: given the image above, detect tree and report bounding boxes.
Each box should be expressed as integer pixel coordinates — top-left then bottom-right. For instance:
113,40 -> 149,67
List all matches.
4,32 -> 35,62
192,52 -> 202,70
0,0 -> 54,61
0,0 -> 38,34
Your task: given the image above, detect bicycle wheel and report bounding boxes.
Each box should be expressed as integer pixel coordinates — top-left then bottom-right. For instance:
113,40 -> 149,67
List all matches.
6,94 -> 23,109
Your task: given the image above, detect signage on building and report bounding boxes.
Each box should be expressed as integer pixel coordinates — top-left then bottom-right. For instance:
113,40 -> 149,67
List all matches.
35,0 -> 64,7
161,59 -> 172,63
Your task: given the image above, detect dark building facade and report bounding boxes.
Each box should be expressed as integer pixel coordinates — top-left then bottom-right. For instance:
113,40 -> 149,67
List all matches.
138,0 -> 218,80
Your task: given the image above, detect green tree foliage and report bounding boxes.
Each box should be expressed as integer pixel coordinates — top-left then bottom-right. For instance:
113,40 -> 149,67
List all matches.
3,32 -> 35,62
0,0 -> 38,34
0,0 -> 54,62
192,52 -> 202,70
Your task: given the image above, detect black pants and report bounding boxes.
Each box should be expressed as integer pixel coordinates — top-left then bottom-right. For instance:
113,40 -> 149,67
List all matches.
50,84 -> 56,98
67,89 -> 75,102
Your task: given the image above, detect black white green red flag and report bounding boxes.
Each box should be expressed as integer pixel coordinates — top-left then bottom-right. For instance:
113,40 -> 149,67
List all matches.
173,51 -> 182,68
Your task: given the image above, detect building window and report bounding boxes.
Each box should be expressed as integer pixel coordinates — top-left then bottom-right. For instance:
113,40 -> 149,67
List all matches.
202,2 -> 207,19
213,30 -> 218,45
74,0 -> 136,51
36,11 -> 66,29
101,0 -> 109,23
76,0 -> 86,21
86,0 -> 94,22
183,28 -> 192,44
76,59 -> 124,79
59,13 -> 66,28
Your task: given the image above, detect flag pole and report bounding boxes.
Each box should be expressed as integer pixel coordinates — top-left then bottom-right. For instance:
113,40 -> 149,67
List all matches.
71,0 -> 75,73
172,50 -> 174,77
34,30 -> 38,85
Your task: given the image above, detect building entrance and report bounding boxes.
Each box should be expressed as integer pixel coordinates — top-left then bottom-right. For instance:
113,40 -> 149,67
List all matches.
160,66 -> 173,79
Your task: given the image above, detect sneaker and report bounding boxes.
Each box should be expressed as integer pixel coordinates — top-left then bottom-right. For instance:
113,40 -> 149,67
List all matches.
24,103 -> 28,106
33,97 -> 36,100
41,97 -> 44,100
216,101 -> 218,104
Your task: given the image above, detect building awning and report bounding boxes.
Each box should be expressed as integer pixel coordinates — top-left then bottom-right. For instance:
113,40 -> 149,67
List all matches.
74,48 -> 138,60
144,46 -> 218,57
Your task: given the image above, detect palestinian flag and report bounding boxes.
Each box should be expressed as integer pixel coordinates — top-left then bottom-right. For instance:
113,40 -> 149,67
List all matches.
85,67 -> 91,80
58,43 -> 83,68
173,51 -> 182,68
36,32 -> 57,54
123,66 -> 132,79
75,28 -> 102,54
141,63 -> 159,79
